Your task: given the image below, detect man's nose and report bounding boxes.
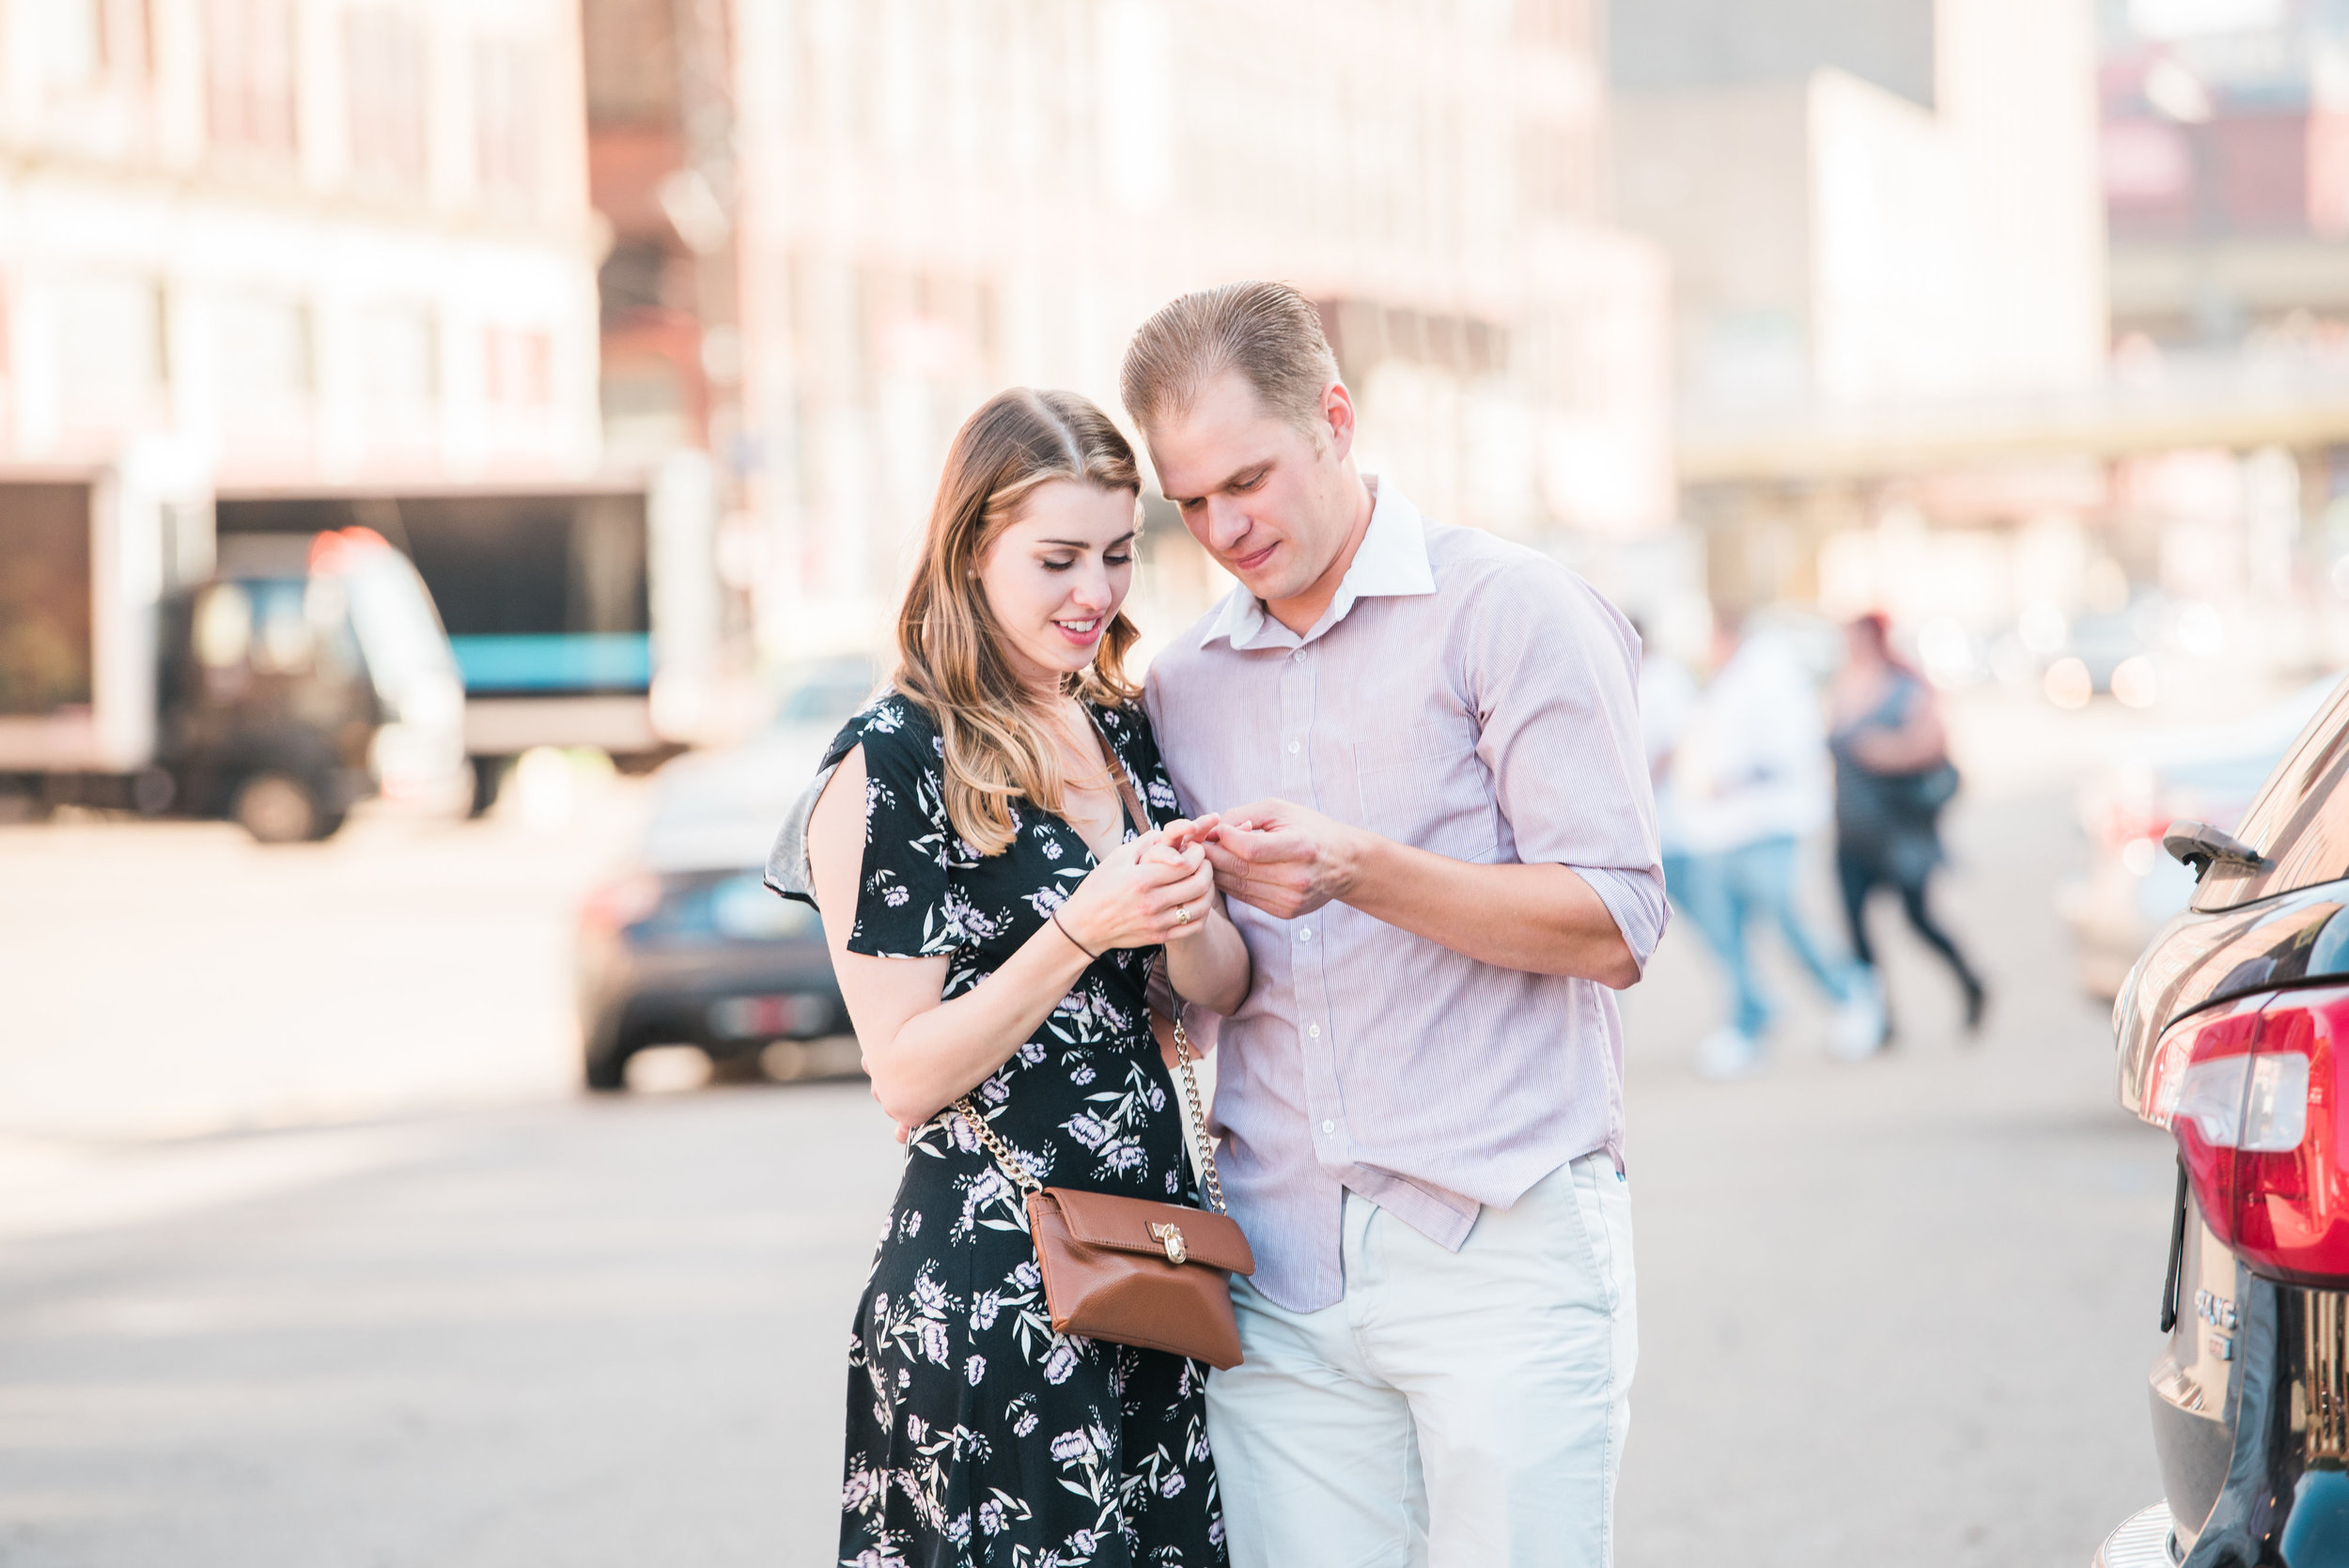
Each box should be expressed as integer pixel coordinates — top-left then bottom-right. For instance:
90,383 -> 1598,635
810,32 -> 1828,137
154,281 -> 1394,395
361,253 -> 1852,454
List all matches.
1204,496 -> 1252,553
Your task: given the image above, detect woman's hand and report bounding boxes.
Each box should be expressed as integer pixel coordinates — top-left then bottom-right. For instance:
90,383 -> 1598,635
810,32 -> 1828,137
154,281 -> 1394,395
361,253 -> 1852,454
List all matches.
1057,827 -> 1216,953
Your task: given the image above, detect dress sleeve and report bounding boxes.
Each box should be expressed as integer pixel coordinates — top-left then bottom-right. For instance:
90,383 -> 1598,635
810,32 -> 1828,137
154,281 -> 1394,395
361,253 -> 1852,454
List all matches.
842,706 -> 966,960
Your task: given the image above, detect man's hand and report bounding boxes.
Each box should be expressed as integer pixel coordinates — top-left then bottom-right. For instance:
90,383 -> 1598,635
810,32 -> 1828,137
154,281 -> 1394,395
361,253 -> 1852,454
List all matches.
1205,797 -> 1641,985
1205,799 -> 1368,920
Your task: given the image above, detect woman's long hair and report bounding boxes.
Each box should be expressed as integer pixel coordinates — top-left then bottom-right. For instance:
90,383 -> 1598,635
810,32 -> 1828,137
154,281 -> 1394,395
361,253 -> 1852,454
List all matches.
895,388 -> 1143,856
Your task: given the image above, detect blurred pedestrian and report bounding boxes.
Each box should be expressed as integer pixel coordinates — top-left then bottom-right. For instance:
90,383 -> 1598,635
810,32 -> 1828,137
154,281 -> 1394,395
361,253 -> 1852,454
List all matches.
1129,282 -> 1657,1568
1659,612 -> 1884,1078
1828,613 -> 1987,1037
798,389 -> 1252,1564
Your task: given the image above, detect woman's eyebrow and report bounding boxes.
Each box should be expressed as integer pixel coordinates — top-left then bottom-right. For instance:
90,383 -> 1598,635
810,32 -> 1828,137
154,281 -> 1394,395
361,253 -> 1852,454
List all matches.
1036,532 -> 1138,549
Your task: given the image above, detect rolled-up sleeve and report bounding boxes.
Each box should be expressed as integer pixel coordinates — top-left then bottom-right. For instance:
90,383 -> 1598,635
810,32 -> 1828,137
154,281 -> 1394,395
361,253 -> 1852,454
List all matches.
1462,561 -> 1668,971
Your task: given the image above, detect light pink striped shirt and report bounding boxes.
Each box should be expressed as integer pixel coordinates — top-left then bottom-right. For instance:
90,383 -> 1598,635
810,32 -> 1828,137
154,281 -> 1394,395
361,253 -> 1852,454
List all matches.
1143,480 -> 1665,1312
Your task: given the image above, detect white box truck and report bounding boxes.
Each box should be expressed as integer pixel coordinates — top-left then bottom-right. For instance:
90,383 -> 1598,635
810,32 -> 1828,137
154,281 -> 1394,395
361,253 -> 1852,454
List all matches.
0,444 -> 467,840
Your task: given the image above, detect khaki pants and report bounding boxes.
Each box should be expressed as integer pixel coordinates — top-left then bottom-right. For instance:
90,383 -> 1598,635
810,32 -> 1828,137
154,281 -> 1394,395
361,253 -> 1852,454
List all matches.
1206,1154 -> 1637,1568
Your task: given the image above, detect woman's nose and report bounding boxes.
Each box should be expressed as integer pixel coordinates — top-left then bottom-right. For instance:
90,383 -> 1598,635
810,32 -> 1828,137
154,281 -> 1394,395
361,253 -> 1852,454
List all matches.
1068,567 -> 1112,611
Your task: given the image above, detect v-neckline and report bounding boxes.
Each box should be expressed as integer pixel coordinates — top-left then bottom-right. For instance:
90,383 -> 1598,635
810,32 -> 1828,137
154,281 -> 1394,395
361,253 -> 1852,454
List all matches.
1062,705 -> 1135,869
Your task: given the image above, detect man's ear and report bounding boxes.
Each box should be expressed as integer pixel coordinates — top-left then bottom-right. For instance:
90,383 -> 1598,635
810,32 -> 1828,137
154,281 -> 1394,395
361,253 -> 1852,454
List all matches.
1321,380 -> 1356,462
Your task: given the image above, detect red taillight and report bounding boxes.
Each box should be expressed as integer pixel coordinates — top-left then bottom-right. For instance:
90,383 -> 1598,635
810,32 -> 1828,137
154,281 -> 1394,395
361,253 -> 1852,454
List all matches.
2148,984 -> 2349,1285
579,872 -> 661,934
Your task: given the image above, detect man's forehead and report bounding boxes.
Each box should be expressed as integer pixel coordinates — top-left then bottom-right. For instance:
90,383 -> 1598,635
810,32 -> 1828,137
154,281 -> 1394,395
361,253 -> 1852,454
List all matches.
1146,379 -> 1290,493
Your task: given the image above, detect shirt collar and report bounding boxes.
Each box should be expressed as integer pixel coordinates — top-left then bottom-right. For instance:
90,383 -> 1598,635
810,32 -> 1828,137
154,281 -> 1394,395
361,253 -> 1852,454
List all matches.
1201,476 -> 1437,650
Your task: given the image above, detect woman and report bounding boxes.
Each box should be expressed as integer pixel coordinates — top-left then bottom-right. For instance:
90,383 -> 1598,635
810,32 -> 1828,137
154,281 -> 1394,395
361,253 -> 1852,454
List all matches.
1828,613 -> 1986,1039
804,388 -> 1252,1566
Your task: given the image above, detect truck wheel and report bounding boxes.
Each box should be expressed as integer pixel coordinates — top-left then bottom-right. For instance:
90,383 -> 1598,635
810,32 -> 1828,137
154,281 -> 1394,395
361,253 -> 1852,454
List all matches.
232,772 -> 323,844
468,756 -> 510,818
132,768 -> 178,815
583,1046 -> 631,1092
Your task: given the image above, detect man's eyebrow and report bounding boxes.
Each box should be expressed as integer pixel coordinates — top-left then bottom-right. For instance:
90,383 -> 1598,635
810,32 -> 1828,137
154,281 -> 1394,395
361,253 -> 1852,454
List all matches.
1168,461 -> 1268,505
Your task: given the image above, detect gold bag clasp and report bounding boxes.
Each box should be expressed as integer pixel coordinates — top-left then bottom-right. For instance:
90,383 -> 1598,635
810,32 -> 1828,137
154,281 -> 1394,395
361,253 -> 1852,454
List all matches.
1148,1221 -> 1188,1265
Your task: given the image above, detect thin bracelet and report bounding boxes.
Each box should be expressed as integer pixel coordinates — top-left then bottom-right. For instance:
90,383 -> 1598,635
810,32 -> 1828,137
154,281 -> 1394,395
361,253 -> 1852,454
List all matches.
1050,908 -> 1098,960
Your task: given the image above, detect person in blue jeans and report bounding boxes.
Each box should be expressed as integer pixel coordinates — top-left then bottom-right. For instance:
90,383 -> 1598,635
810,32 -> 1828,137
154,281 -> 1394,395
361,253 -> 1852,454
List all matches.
1649,613 -> 1884,1077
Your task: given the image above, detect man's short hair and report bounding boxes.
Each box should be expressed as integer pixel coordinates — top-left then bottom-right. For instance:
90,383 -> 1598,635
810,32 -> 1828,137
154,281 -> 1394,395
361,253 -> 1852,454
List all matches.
1119,281 -> 1342,439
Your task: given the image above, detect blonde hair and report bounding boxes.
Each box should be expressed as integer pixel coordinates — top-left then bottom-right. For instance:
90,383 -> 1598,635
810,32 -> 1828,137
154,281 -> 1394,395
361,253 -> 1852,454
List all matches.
895,388 -> 1143,857
1119,280 -> 1341,436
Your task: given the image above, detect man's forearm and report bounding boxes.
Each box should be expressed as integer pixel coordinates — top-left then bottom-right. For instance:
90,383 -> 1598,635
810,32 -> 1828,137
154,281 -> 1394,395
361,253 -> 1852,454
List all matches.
1336,831 -> 1641,986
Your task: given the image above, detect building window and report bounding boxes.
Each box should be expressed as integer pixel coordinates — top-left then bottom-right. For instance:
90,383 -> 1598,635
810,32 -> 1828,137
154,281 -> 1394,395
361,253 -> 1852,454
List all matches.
206,0 -> 296,157
213,292 -> 312,409
484,327 -> 552,406
346,8 -> 428,190
1517,0 -> 1591,53
43,1 -> 106,91
358,307 -> 438,414
56,277 -> 166,426
474,37 -> 541,204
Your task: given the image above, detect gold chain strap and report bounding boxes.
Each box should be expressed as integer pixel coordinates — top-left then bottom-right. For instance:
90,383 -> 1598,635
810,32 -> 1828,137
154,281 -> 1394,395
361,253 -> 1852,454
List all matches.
952,1017 -> 1226,1215
955,1089 -> 1042,1194
950,706 -> 1227,1212
1170,1018 -> 1227,1214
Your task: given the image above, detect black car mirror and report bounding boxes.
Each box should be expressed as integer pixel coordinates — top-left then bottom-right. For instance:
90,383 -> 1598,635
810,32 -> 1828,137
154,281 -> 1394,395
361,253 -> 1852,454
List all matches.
2163,819 -> 2265,881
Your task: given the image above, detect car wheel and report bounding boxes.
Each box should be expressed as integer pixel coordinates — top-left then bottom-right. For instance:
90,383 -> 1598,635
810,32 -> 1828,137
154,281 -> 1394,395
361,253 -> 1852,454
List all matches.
232,772 -> 323,844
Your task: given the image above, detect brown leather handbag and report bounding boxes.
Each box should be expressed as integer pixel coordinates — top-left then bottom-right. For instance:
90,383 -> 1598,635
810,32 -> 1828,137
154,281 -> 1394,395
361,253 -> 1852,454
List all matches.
954,1021 -> 1254,1369
949,736 -> 1254,1368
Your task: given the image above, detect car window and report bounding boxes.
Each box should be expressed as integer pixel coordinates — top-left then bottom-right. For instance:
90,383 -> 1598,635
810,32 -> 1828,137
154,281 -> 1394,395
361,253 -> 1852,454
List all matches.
773,660 -> 882,725
2195,675 -> 2349,910
780,680 -> 873,722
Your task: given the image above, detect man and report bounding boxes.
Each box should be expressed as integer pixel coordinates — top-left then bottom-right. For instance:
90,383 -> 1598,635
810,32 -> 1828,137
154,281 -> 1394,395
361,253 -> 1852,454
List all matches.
1658,610 -> 1885,1078
1123,282 -> 1663,1568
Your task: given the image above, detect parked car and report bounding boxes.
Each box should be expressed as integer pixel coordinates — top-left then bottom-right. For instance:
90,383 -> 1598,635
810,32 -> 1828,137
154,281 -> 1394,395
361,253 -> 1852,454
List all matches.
574,659 -> 879,1090
2061,675 -> 2341,999
2093,671 -> 2349,1565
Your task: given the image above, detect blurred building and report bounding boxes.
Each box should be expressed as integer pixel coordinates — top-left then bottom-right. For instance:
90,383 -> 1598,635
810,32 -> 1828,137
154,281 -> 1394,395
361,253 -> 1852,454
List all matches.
0,0 -> 602,485
2101,0 -> 2349,346
582,0 -> 1673,664
1607,0 -> 2349,697
1613,0 -> 2107,426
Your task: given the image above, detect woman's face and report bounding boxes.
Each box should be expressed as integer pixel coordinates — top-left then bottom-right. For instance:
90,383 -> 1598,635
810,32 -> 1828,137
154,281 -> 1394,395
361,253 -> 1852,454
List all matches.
974,480 -> 1138,693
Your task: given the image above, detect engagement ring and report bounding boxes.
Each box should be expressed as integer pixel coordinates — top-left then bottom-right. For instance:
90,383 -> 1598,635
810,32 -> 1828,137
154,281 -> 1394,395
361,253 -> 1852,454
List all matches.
1174,905 -> 1192,925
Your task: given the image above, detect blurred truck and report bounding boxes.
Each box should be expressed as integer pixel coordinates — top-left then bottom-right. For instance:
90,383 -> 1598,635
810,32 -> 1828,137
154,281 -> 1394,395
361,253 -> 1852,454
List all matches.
212,454 -> 720,813
0,451 -> 467,841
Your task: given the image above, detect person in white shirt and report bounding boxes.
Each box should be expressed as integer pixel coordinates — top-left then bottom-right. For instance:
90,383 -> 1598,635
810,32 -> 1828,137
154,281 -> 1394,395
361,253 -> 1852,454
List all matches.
1654,613 -> 1884,1077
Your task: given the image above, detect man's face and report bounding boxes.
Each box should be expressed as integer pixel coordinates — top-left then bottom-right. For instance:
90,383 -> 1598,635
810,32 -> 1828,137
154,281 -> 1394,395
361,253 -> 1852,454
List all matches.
1143,371 -> 1357,610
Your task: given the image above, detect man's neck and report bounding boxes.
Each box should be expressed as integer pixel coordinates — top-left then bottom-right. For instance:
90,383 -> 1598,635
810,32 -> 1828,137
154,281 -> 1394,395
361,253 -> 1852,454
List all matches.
1264,474 -> 1377,635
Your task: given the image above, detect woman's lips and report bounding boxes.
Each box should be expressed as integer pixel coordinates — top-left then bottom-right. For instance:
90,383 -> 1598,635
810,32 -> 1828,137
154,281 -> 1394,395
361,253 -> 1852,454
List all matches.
1053,618 -> 1104,648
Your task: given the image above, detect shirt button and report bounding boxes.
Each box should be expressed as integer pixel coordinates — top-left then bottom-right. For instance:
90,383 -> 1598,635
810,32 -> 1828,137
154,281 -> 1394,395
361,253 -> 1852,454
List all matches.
1292,648 -> 1306,662
1308,1023 -> 1321,1038
1321,1120 -> 1335,1133
1286,739 -> 1300,754
1298,927 -> 1312,941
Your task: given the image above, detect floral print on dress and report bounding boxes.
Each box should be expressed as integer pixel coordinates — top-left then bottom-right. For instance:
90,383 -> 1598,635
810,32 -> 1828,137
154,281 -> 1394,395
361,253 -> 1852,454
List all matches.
824,692 -> 1225,1568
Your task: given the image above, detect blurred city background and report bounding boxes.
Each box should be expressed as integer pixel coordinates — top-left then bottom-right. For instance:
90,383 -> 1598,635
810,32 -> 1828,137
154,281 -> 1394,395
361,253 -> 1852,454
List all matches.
4,0 -> 2346,1562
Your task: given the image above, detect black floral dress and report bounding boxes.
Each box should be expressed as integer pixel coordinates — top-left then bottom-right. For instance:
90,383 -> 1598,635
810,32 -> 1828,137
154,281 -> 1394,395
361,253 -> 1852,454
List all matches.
821,691 -> 1225,1568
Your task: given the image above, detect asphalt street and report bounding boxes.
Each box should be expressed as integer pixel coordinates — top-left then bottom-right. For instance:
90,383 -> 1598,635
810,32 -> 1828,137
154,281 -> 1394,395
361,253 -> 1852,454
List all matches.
0,767 -> 2174,1567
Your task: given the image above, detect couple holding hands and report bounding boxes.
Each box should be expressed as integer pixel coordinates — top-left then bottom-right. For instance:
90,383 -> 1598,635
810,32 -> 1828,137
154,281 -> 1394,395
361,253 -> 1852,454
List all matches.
775,283 -> 1665,1568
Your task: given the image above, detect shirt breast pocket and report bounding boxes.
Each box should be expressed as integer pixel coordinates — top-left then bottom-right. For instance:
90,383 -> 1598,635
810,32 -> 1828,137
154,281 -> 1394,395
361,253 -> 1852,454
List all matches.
1354,716 -> 1498,864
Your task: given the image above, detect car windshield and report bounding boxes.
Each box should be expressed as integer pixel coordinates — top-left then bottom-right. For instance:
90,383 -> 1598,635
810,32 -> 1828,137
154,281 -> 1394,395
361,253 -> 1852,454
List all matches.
341,549 -> 459,703
2195,673 -> 2349,911
773,661 -> 881,726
